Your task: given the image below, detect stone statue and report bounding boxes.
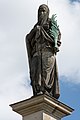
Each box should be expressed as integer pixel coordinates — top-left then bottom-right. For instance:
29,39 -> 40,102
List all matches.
25,4 -> 61,99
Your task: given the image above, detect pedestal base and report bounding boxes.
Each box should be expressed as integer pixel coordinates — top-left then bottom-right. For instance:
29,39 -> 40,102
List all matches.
10,94 -> 74,120
24,111 -> 58,120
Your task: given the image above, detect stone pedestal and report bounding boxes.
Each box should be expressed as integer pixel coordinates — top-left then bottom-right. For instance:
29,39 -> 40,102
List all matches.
10,94 -> 74,120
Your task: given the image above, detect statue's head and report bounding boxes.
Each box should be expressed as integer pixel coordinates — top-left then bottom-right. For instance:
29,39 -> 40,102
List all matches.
38,4 -> 49,25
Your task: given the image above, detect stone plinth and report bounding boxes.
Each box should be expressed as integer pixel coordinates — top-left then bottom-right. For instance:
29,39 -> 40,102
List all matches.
10,94 -> 74,120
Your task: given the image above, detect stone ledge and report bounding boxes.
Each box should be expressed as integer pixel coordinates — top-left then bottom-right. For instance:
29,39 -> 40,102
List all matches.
10,94 -> 74,119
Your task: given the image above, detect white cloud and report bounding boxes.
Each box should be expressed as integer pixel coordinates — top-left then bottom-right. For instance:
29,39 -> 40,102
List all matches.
0,0 -> 80,120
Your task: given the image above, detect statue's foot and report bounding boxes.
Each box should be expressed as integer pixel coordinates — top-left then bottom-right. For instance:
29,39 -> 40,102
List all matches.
54,94 -> 60,99
37,91 -> 43,95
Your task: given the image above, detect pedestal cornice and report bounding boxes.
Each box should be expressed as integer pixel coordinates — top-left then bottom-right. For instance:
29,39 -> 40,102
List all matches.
10,94 -> 74,119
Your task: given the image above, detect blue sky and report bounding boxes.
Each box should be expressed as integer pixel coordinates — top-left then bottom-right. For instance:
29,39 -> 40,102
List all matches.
0,0 -> 80,120
60,79 -> 80,120
70,0 -> 80,2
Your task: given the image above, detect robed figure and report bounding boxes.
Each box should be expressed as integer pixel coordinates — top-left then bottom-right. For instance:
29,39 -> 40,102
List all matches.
25,4 -> 61,99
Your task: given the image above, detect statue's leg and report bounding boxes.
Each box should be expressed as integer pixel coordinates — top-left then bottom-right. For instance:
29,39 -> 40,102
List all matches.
41,51 -> 54,92
41,51 -> 58,97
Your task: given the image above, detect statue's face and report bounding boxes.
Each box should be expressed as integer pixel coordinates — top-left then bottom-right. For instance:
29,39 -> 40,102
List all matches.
38,6 -> 48,18
38,4 -> 49,25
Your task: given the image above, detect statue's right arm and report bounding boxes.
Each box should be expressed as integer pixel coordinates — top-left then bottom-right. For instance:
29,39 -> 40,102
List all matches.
26,24 -> 37,41
25,24 -> 37,71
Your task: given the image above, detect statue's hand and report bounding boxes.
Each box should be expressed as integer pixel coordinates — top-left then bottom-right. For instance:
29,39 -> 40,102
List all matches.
57,40 -> 61,47
42,23 -> 49,30
34,25 -> 41,39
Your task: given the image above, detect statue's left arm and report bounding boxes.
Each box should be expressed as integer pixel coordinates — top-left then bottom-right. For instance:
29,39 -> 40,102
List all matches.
57,29 -> 61,47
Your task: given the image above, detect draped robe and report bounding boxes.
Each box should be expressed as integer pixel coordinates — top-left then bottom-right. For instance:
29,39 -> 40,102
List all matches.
26,4 -> 61,99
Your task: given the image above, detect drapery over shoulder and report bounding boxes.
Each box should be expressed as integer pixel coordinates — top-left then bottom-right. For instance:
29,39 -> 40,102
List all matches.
26,24 -> 54,69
